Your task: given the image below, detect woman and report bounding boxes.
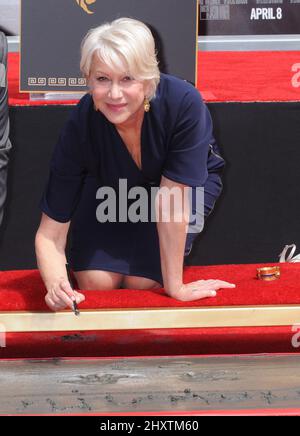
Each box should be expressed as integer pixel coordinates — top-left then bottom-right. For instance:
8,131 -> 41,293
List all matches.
35,18 -> 235,312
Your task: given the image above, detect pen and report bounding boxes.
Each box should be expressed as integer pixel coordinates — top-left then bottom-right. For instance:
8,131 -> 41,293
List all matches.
65,263 -> 80,316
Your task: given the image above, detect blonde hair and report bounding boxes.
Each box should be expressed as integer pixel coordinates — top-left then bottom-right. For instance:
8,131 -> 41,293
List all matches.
80,17 -> 160,100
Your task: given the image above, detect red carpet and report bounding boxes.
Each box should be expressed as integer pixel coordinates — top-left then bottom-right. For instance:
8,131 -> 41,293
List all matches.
8,51 -> 300,105
0,263 -> 299,312
198,51 -> 300,102
1,263 -> 299,358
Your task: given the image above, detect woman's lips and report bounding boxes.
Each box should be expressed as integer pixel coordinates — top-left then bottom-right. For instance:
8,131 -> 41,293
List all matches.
106,103 -> 127,112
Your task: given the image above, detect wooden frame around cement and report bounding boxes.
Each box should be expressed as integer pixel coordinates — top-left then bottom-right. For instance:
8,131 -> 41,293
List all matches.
0,305 -> 300,332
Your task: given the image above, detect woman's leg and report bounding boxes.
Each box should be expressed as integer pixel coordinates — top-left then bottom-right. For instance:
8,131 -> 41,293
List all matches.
122,275 -> 162,289
74,270 -> 124,290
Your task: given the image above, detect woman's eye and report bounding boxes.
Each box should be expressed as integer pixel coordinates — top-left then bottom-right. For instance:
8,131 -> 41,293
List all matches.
97,76 -> 108,82
122,76 -> 133,82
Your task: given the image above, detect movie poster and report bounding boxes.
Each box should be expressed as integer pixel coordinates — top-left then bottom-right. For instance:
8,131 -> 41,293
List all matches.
199,0 -> 300,35
20,0 -> 198,92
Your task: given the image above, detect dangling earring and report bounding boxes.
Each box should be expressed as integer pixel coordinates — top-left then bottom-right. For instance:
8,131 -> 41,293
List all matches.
144,97 -> 150,113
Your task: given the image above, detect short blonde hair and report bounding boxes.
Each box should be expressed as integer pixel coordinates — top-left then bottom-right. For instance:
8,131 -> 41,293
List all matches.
80,17 -> 160,100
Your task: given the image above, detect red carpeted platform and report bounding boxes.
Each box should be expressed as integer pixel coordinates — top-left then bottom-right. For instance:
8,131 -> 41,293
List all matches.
198,51 -> 300,102
8,51 -> 300,105
0,264 -> 300,359
1,263 -> 300,311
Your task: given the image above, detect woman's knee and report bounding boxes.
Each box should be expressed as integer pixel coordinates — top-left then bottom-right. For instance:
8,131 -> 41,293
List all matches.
122,275 -> 162,290
74,270 -> 123,290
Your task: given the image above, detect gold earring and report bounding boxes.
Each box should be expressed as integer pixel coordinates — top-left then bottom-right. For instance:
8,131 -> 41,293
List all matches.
144,97 -> 150,113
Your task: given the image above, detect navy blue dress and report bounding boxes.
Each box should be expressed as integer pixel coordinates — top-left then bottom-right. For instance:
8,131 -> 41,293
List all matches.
40,73 -> 225,284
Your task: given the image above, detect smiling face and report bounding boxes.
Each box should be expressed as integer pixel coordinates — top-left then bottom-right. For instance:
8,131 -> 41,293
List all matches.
88,54 -> 150,128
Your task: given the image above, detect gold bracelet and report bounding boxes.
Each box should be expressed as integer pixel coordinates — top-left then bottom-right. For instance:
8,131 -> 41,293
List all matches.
257,266 -> 280,281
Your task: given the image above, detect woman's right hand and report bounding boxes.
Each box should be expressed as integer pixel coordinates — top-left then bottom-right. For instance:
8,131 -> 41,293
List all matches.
45,278 -> 85,312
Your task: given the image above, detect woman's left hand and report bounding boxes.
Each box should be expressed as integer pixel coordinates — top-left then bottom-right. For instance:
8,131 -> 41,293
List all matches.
166,279 -> 236,302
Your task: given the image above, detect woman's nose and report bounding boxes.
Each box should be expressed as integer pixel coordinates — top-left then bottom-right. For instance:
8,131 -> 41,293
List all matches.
109,82 -> 122,99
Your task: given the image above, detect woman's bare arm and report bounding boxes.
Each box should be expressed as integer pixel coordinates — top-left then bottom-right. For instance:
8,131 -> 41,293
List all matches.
156,176 -> 235,301
35,213 -> 85,311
